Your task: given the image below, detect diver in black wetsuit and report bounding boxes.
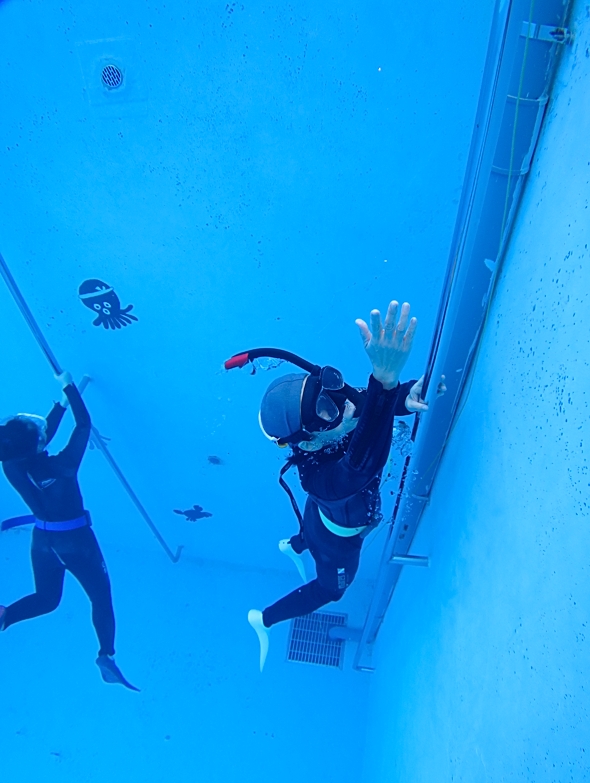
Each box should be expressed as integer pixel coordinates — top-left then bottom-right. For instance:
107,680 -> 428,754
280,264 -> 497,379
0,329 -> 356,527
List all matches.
0,372 -> 138,691
242,300 -> 444,671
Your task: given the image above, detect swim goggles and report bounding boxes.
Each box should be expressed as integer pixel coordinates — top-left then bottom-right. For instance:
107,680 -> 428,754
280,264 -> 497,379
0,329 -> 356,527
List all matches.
312,365 -> 346,422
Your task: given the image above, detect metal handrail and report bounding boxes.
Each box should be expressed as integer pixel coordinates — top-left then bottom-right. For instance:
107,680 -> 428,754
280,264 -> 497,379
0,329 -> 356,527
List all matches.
0,251 -> 183,563
353,0 -> 572,670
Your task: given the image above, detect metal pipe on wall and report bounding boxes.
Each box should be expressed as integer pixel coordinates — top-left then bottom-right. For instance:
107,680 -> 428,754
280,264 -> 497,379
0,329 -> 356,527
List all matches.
354,0 -> 573,671
0,251 -> 183,563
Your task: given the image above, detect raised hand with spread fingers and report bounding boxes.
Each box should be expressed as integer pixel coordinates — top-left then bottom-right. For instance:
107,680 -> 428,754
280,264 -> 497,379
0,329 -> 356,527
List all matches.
355,300 -> 418,389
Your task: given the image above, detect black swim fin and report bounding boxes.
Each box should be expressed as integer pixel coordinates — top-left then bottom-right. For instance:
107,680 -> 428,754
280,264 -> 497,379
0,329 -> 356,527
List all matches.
96,655 -> 140,692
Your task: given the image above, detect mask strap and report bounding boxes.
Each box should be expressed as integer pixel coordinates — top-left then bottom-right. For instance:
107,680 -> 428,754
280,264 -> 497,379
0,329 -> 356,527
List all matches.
279,458 -> 304,532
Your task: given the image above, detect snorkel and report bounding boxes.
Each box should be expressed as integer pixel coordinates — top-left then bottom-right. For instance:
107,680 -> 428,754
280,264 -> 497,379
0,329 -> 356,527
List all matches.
224,349 -> 365,407
224,347 -> 366,446
225,347 -> 367,526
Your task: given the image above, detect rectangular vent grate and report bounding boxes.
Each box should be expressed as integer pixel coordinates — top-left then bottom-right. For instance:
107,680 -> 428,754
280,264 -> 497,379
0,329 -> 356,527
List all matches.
287,611 -> 348,668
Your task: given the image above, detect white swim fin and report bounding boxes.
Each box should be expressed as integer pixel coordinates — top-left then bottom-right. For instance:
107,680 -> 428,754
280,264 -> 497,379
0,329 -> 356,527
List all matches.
248,609 -> 269,672
279,539 -> 307,583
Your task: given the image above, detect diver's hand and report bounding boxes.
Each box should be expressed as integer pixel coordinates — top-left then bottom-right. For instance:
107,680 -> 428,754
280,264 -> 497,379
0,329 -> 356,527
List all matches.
55,371 -> 73,389
55,371 -> 73,408
298,400 -> 358,451
355,301 -> 417,390
405,375 -> 447,413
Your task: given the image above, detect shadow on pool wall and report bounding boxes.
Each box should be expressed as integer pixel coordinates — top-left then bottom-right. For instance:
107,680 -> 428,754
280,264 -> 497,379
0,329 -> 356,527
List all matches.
362,2 -> 590,780
0,0 -> 496,781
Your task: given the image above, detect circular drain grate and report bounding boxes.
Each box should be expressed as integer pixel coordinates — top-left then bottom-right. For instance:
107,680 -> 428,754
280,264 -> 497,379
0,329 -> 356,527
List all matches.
101,64 -> 124,90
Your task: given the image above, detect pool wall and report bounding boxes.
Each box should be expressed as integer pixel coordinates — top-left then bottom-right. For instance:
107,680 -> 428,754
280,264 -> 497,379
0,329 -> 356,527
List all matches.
362,3 -> 590,779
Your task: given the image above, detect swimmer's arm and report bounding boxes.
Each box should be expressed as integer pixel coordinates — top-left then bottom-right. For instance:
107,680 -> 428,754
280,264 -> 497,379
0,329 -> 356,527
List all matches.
304,376 -> 411,500
56,385 -> 91,471
345,375 -> 410,475
44,403 -> 67,446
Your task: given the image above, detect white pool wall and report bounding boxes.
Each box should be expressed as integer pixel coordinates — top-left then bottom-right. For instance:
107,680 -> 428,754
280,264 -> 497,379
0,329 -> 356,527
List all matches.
362,4 -> 590,780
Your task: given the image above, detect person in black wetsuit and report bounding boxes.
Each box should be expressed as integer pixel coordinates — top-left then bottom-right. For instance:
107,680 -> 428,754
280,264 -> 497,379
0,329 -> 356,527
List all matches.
0,372 -> 137,691
247,300 -> 440,671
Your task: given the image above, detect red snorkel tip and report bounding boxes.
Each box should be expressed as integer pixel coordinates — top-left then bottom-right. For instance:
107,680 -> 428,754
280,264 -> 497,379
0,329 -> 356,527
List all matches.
224,352 -> 251,370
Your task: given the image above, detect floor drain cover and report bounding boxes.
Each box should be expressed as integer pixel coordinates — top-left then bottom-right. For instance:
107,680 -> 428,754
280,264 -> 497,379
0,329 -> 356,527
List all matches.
101,64 -> 124,90
287,611 -> 347,668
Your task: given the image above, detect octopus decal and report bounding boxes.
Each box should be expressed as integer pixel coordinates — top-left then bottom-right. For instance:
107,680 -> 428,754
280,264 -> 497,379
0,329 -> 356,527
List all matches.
79,279 -> 138,330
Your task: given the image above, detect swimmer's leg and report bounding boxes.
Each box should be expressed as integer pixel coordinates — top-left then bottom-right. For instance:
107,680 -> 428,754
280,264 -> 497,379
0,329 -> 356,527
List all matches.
2,528 -> 65,631
55,527 -> 115,657
247,580 -> 340,672
55,527 -> 138,690
262,579 -> 340,628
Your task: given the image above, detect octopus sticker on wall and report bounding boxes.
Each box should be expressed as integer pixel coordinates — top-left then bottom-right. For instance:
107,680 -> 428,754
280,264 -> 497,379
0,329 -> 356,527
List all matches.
78,279 -> 138,330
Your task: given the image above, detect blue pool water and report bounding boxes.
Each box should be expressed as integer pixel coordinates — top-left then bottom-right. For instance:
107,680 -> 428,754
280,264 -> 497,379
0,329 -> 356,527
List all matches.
0,1 -> 588,781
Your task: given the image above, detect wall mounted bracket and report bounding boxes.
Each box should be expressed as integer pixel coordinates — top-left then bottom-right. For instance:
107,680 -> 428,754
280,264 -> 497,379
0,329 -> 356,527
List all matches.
390,554 -> 430,567
521,22 -> 572,44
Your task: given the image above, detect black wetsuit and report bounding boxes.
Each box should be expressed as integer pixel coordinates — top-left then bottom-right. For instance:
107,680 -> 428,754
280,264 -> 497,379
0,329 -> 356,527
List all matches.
263,374 -> 415,628
1,385 -> 115,657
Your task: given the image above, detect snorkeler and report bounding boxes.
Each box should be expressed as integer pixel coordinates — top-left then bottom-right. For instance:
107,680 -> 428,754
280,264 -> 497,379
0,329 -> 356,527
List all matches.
225,300 -> 441,671
0,372 -> 138,691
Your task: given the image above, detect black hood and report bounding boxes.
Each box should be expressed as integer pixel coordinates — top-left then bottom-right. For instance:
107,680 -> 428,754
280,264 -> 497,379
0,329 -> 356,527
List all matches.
0,419 -> 40,462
